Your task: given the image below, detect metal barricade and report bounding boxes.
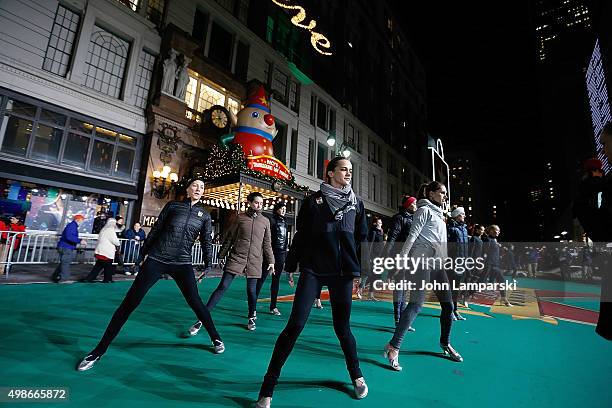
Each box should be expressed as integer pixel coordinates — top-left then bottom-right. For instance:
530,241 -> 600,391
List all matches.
0,229 -> 222,279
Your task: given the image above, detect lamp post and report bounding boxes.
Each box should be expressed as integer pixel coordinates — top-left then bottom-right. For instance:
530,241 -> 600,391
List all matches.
151,165 -> 178,199
326,132 -> 351,158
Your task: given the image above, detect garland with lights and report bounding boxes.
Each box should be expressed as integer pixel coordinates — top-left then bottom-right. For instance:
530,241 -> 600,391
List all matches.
176,143 -> 308,192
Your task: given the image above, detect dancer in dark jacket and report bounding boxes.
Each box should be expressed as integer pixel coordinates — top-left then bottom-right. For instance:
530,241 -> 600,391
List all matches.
255,157 -> 369,408
385,195 -> 417,326
76,179 -> 224,371
257,201 -> 292,316
358,217 -> 384,301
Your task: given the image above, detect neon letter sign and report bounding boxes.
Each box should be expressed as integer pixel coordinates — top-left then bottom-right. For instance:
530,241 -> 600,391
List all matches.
271,0 -> 333,56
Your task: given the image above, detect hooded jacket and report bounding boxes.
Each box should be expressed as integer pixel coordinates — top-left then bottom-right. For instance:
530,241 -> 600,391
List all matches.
384,209 -> 414,257
95,219 -> 121,259
140,200 -> 212,266
400,199 -> 447,258
219,208 -> 274,278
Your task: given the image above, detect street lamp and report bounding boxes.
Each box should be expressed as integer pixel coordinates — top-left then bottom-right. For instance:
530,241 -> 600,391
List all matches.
151,165 -> 178,199
561,231 -> 568,236
326,132 -> 336,147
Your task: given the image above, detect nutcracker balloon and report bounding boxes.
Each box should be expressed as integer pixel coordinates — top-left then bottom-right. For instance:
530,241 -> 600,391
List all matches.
230,86 -> 291,180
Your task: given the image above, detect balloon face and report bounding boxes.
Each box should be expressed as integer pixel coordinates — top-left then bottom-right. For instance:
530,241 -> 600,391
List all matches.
236,107 -> 277,139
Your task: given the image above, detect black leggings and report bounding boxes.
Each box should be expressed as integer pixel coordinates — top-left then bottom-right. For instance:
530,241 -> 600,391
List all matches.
90,258 -> 220,356
207,271 -> 259,317
257,251 -> 287,310
259,271 -> 362,398
85,259 -> 114,282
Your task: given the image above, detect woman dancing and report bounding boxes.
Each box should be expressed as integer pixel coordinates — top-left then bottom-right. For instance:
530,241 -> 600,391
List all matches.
383,181 -> 463,372
77,178 -> 224,371
255,157 -> 369,408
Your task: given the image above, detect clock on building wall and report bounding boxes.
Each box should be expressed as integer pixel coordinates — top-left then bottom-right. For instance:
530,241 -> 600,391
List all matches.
206,105 -> 230,131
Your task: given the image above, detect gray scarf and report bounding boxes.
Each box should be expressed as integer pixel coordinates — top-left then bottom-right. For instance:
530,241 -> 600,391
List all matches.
320,182 -> 357,220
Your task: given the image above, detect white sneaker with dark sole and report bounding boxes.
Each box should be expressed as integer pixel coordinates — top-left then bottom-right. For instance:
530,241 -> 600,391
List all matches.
189,321 -> 202,336
353,377 -> 368,399
213,339 -> 225,354
247,317 -> 256,331
270,308 -> 281,316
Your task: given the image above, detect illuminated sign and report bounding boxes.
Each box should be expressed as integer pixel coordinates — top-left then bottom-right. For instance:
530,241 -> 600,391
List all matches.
246,154 -> 291,180
271,0 -> 333,56
586,39 -> 611,174
428,138 -> 451,207
141,215 -> 158,227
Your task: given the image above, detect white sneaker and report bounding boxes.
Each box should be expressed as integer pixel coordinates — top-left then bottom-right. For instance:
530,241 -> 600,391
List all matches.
255,396 -> 271,408
247,317 -> 256,331
353,377 -> 368,399
270,308 -> 281,316
77,354 -> 100,371
313,299 -> 323,309
188,321 -> 202,336
213,339 -> 225,354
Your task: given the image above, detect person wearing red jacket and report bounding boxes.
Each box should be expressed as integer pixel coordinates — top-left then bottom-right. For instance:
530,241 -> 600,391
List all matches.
7,216 -> 26,249
0,216 -> 25,273
0,218 -> 7,273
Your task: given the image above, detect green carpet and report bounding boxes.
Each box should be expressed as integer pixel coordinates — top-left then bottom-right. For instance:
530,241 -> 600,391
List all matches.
0,277 -> 611,408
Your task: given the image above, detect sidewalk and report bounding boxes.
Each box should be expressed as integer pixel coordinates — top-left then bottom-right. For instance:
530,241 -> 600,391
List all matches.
1,264 -> 224,284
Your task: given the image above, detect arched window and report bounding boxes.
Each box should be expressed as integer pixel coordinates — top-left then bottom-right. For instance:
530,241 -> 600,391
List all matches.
83,26 -> 130,98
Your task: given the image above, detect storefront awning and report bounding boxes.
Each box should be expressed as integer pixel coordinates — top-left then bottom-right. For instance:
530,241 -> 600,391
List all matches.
0,159 -> 139,199
202,172 -> 307,212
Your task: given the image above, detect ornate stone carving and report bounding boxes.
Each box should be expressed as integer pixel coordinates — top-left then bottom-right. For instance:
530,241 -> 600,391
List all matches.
156,123 -> 181,164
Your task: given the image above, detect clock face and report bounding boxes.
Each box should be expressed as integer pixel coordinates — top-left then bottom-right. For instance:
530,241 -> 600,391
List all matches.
211,108 -> 228,129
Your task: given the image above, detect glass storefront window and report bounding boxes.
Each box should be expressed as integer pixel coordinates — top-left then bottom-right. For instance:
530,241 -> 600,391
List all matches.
114,146 -> 134,176
31,124 -> 63,162
90,140 -> 113,173
95,126 -> 117,142
118,133 -> 136,146
39,109 -> 66,127
5,99 -> 36,117
1,178 -> 131,234
62,132 -> 90,168
0,94 -> 139,182
1,115 -> 33,156
69,119 -> 93,134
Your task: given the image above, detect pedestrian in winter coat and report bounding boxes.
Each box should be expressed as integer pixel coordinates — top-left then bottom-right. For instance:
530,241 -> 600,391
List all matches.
83,218 -> 121,283
384,181 -> 463,372
482,225 -> 512,306
123,223 -> 146,274
51,214 -> 86,283
256,157 -> 369,407
358,217 -> 384,300
446,207 -> 469,320
77,178 -> 224,372
385,195 -> 417,325
189,191 -> 274,334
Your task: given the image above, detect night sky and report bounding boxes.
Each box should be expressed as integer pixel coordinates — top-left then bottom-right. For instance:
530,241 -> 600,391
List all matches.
396,1 -> 590,239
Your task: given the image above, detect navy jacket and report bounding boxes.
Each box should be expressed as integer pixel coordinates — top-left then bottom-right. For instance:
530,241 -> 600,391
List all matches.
140,200 -> 212,266
384,210 -> 413,256
447,219 -> 469,259
482,235 -> 501,267
285,190 -> 368,277
57,221 -> 80,250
